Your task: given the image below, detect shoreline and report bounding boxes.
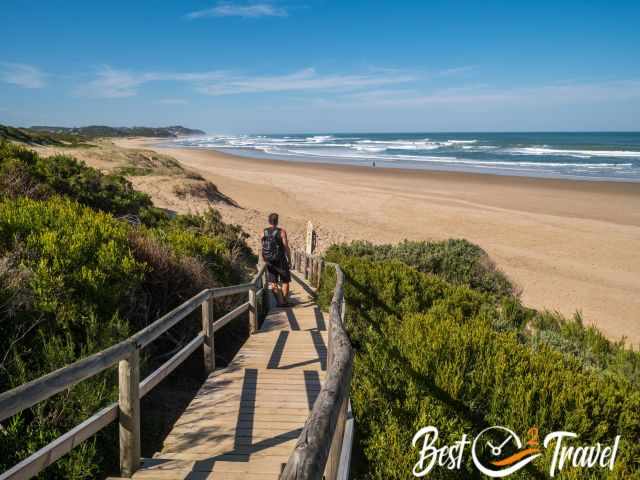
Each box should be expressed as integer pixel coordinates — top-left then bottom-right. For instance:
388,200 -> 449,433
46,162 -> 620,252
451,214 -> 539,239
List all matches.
168,144 -> 640,184
145,139 -> 640,227
117,138 -> 640,345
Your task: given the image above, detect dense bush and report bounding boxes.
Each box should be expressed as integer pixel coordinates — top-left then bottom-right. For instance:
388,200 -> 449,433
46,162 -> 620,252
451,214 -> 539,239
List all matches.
0,141 -> 167,225
326,239 -> 515,297
0,145 -> 257,479
170,209 -> 255,266
0,196 -> 145,477
318,253 -> 640,479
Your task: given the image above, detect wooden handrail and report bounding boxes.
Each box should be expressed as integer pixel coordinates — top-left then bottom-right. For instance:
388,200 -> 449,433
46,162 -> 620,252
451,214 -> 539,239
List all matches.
281,250 -> 354,480
0,340 -> 136,423
0,263 -> 268,480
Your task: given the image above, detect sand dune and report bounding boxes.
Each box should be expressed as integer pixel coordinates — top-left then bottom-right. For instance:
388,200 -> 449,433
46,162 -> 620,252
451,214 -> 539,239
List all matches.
114,138 -> 640,346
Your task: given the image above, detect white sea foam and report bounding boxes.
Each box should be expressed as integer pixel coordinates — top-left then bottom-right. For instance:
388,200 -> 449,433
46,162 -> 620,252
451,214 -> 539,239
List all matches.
508,147 -> 640,158
170,134 -> 639,180
306,135 -> 335,143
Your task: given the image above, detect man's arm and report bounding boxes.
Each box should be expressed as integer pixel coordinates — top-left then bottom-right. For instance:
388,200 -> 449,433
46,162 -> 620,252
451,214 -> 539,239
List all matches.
281,228 -> 291,261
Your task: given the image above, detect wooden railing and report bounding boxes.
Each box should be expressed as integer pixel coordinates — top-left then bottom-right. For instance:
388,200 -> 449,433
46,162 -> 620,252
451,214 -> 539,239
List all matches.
0,265 -> 268,480
282,249 -> 354,480
1,246 -> 355,480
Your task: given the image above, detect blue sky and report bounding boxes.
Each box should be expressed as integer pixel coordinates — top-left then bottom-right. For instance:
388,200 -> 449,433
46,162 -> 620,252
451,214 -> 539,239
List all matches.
1,0 -> 639,133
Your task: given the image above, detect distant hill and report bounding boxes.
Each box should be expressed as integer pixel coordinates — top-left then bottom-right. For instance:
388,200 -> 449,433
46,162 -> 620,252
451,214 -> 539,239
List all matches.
0,124 -> 205,146
29,125 -> 205,138
0,124 -> 89,146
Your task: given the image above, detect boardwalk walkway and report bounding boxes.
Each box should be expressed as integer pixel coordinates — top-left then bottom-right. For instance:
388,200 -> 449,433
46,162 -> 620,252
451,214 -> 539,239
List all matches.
130,279 -> 327,479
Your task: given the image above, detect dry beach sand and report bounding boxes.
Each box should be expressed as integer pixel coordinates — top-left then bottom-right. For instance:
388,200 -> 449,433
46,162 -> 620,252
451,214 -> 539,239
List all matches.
102,139 -> 640,345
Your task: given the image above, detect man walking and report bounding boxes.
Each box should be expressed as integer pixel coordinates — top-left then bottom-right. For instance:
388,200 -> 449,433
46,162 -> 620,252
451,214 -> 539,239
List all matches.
261,213 -> 291,307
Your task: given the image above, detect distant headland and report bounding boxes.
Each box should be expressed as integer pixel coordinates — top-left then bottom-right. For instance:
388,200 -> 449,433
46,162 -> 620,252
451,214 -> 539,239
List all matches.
0,124 -> 204,146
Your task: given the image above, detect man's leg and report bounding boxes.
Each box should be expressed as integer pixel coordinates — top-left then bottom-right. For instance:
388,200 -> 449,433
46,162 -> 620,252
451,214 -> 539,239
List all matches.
271,282 -> 285,306
282,282 -> 290,302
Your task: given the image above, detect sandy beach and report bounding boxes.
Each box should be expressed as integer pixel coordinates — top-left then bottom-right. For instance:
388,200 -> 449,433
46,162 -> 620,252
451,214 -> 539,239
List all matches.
111,138 -> 640,346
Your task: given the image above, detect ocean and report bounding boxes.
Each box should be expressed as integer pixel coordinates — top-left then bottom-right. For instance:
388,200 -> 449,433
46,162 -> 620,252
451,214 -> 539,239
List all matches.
170,132 -> 640,182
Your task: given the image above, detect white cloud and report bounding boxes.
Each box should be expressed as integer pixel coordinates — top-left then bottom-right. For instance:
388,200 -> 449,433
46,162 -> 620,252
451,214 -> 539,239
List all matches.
0,62 -> 47,88
197,68 -> 415,95
186,3 -> 287,19
77,66 -> 142,98
76,66 -> 227,98
199,68 -> 415,96
77,65 -> 415,98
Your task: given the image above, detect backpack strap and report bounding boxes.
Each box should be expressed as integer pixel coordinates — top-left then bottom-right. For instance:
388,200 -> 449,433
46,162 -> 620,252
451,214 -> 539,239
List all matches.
265,227 -> 280,238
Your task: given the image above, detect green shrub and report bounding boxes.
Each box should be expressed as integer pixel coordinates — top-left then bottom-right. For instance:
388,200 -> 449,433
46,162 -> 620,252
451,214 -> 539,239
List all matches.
326,239 -> 515,297
0,196 -> 146,478
318,255 -> 640,479
170,208 -> 256,268
0,194 -> 256,478
151,223 -> 232,284
0,141 -> 168,225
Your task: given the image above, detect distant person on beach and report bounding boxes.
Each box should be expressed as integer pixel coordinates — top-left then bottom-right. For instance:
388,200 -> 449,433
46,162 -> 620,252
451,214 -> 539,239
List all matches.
372,161 -> 376,167
261,213 -> 291,307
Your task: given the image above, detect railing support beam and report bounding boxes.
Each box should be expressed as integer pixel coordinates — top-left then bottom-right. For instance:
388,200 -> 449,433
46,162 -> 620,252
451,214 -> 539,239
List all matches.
118,350 -> 140,477
202,297 -> 215,373
249,285 -> 257,334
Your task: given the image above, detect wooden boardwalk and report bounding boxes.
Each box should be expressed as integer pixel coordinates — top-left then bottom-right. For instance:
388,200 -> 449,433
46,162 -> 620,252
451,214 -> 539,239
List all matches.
130,280 -> 327,479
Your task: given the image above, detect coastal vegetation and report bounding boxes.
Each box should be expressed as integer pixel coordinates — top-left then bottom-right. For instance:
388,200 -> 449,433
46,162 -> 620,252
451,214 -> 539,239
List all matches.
2,138 -> 638,479
0,124 -> 92,147
0,141 -> 255,478
319,242 -> 640,479
0,124 -> 204,146
30,125 -> 205,138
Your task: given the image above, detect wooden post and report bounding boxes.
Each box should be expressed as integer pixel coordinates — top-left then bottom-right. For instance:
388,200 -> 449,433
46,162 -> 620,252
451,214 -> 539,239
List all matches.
306,221 -> 314,255
310,257 -> 315,284
261,271 -> 268,316
119,350 -> 140,477
318,258 -> 324,288
202,297 -> 215,373
304,255 -> 309,280
249,286 -> 257,334
316,258 -> 321,287
325,395 -> 348,480
256,275 -> 265,320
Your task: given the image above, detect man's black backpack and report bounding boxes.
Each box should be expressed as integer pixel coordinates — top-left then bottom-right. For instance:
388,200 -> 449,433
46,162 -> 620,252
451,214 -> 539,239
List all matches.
261,228 -> 283,263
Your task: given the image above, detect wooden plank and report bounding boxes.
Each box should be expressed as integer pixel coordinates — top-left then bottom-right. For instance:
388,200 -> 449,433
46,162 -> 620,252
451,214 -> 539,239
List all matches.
0,339 -> 135,422
211,283 -> 253,299
132,290 -> 210,349
142,456 -> 288,473
119,350 -> 141,477
140,335 -> 204,398
336,400 -> 354,480
325,396 -> 347,479
211,302 -> 249,333
0,403 -> 118,480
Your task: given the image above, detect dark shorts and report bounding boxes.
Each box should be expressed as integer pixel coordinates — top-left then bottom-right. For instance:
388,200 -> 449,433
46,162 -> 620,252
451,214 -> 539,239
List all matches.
266,258 -> 291,284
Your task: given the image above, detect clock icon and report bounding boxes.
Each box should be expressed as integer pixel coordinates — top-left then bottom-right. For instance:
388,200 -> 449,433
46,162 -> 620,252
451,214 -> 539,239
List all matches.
471,426 -> 542,478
